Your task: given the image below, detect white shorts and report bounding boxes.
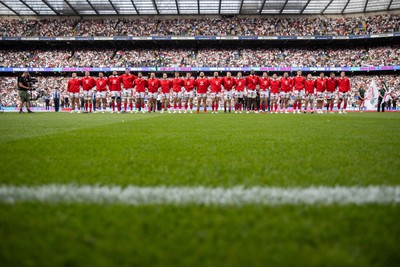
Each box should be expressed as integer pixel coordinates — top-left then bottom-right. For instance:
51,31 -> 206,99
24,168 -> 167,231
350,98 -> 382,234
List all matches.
270,93 -> 279,100
96,91 -> 107,99
209,92 -> 221,99
197,93 -> 207,98
161,93 -> 170,100
110,91 -> 121,98
338,92 -> 348,99
83,90 -> 92,100
69,92 -> 80,98
224,91 -> 233,100
316,92 -> 325,100
326,92 -> 336,100
148,92 -> 157,99
260,90 -> 269,99
247,90 -> 257,98
305,93 -> 315,101
184,91 -> 194,99
122,88 -> 133,99
136,92 -> 145,99
292,90 -> 303,99
173,92 -> 182,99
280,92 -> 291,99
235,91 -> 244,98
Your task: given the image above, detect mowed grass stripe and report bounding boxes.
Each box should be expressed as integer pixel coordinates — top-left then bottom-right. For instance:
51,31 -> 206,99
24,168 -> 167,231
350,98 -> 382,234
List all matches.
0,112 -> 166,143
1,185 -> 399,205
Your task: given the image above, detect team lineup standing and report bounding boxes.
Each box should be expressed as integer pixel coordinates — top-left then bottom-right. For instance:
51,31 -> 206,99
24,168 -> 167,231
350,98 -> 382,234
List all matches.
67,69 -> 352,114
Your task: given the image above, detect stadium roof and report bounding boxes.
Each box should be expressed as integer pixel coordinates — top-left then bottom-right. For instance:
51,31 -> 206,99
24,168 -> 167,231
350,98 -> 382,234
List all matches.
0,0 -> 398,16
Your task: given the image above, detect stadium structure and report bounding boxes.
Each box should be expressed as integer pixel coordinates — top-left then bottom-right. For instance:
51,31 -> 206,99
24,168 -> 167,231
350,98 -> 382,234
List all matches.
0,1 -> 399,267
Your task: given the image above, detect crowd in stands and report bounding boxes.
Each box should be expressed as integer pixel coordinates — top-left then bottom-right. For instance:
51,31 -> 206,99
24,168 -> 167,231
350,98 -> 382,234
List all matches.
0,46 -> 398,68
0,74 -> 398,108
0,14 -> 399,37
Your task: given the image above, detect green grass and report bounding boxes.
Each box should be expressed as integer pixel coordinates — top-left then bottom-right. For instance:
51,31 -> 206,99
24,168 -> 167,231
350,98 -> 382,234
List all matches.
0,112 -> 399,266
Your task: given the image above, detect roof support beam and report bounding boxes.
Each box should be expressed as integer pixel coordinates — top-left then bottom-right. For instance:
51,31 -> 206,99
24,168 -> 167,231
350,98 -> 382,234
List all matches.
108,0 -> 119,14
363,0 -> 369,12
259,0 -> 267,14
341,0 -> 351,14
41,0 -> 60,15
175,0 -> 180,14
387,0 -> 394,10
321,0 -> 335,14
129,0 -> 139,14
218,0 -> 222,14
279,0 -> 289,14
0,0 -> 20,16
19,0 -> 39,15
197,0 -> 200,14
239,0 -> 245,14
85,0 -> 99,14
151,0 -> 159,14
63,0 -> 79,15
301,0 -> 312,14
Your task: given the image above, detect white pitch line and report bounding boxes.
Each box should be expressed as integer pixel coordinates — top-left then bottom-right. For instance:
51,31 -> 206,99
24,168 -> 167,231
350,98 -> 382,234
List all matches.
0,185 -> 399,206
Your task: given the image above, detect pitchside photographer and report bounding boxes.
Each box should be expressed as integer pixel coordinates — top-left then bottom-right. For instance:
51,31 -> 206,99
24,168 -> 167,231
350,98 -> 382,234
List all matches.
17,72 -> 34,113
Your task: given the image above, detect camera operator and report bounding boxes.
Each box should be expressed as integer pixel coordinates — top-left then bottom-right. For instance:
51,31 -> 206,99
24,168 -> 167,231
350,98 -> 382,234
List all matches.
18,72 -> 33,113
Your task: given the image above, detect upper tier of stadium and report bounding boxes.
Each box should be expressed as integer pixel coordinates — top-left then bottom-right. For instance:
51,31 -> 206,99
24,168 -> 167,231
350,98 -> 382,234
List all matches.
0,13 -> 399,37
0,0 -> 399,16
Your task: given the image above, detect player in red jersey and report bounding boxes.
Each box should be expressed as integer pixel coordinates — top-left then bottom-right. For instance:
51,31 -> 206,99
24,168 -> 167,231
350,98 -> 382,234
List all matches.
160,73 -> 172,113
172,72 -> 184,113
292,70 -> 306,114
269,73 -> 281,114
67,72 -> 82,113
234,72 -> 246,113
120,68 -> 137,113
134,72 -> 147,113
280,72 -> 292,114
245,69 -> 259,113
183,72 -> 196,113
196,72 -> 210,113
304,74 -> 316,114
210,72 -> 223,114
222,72 -> 235,113
337,71 -> 351,114
315,73 -> 326,114
95,72 -> 108,113
147,72 -> 160,113
258,72 -> 270,113
326,72 -> 338,114
108,71 -> 122,113
81,71 -> 96,113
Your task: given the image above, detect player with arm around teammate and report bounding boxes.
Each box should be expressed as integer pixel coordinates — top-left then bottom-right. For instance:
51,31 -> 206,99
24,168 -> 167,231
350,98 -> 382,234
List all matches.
147,73 -> 160,113
304,74 -> 316,114
269,74 -> 281,114
95,72 -> 108,113
210,72 -> 223,114
315,73 -> 326,114
337,72 -> 351,114
222,72 -> 236,113
292,70 -> 306,114
134,72 -> 147,113
108,71 -> 123,113
196,72 -> 210,113
280,72 -> 292,114
326,72 -> 338,114
258,72 -> 270,113
234,72 -> 246,113
172,72 -> 184,113
67,72 -> 82,113
160,73 -> 172,113
183,72 -> 196,114
81,71 -> 96,113
120,68 -> 137,113
245,69 -> 260,113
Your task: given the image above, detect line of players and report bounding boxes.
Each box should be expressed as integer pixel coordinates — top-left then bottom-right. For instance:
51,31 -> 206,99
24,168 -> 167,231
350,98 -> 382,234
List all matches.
67,69 -> 350,114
